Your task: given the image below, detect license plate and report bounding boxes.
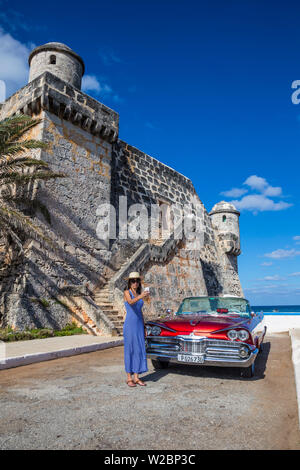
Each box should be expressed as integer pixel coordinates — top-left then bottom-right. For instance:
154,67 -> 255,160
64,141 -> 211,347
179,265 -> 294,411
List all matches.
177,354 -> 205,363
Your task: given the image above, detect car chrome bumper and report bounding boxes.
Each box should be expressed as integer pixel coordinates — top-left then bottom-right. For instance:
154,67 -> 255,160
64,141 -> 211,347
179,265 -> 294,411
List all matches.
146,336 -> 259,368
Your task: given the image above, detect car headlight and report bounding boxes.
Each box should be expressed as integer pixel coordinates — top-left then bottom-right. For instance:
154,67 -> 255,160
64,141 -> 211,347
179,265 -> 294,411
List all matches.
151,326 -> 161,336
238,329 -> 249,341
145,326 -> 152,336
227,329 -> 238,340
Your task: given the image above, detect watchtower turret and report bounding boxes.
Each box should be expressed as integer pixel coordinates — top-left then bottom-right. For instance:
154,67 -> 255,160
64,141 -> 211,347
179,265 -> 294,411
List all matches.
28,42 -> 85,90
209,201 -> 241,256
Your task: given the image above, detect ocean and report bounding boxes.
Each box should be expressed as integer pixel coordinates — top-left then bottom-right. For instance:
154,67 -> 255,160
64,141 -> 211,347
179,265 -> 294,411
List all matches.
252,305 -> 300,315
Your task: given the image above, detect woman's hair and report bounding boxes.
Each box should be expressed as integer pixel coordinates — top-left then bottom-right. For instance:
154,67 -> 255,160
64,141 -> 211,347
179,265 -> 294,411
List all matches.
127,278 -> 142,295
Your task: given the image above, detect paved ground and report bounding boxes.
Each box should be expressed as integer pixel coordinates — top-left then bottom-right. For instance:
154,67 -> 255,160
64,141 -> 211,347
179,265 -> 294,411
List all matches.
0,332 -> 300,450
0,334 -> 123,370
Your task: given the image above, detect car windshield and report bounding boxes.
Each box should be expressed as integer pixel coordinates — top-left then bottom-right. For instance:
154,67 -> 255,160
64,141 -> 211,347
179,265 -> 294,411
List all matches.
176,297 -> 251,318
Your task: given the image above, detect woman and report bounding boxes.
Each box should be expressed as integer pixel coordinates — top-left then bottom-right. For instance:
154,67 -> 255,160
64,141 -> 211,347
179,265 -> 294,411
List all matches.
123,271 -> 150,387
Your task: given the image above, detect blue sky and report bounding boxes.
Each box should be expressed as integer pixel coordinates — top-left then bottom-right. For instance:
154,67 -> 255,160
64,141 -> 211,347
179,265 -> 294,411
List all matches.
0,0 -> 300,305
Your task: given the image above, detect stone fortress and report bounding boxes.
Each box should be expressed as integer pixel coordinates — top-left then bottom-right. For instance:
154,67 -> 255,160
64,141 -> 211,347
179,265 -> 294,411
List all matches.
0,42 -> 244,336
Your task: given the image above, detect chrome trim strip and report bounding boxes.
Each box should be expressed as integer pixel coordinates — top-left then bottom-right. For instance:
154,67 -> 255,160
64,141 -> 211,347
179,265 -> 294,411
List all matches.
210,321 -> 249,334
146,322 -> 177,333
147,348 -> 259,368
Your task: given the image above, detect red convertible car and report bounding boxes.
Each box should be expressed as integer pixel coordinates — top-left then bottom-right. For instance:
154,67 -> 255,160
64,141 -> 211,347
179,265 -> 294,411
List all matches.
145,296 -> 266,378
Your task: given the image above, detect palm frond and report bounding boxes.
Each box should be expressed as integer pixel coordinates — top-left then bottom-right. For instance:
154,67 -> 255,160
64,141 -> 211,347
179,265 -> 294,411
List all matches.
0,171 -> 66,185
0,140 -> 48,158
0,115 -> 43,145
0,204 -> 53,246
0,114 -> 66,253
0,157 -> 49,172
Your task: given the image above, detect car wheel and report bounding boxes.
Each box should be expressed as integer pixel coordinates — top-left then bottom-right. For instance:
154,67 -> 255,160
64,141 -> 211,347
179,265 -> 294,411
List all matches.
241,362 -> 255,378
151,359 -> 169,370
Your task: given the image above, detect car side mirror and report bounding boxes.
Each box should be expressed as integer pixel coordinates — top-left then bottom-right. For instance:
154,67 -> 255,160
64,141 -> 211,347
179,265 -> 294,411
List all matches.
166,308 -> 173,315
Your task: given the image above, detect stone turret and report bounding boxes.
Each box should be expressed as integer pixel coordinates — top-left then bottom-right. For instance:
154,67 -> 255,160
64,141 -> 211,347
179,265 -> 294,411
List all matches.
209,201 -> 241,256
28,42 -> 85,90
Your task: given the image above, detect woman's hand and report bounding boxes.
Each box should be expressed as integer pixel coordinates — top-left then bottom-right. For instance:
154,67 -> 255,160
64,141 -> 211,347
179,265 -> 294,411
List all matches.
140,291 -> 150,299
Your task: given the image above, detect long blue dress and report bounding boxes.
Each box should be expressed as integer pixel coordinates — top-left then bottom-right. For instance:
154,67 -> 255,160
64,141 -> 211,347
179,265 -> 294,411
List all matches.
123,289 -> 148,374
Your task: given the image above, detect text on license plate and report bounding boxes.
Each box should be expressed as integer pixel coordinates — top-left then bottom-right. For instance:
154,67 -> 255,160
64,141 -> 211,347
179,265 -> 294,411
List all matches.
177,354 -> 205,363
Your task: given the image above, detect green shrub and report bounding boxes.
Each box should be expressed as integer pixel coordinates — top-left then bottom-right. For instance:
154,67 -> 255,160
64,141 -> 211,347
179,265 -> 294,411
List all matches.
0,322 -> 87,342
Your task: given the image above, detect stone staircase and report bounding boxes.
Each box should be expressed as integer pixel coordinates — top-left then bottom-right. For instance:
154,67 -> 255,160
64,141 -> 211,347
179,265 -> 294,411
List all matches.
93,285 -> 124,336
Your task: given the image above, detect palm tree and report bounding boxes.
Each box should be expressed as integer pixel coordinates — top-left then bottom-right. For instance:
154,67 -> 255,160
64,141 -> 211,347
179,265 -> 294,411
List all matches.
0,114 -> 65,260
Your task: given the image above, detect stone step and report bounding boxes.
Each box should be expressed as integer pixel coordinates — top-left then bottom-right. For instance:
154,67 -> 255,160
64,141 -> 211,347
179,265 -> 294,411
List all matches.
103,310 -> 123,318
96,306 -> 117,311
106,314 -> 123,320
93,291 -> 110,297
100,306 -> 118,311
105,313 -> 123,319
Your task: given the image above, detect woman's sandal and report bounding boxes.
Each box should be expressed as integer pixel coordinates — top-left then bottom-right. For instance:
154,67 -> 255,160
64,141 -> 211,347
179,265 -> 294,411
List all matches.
126,379 -> 137,387
134,379 -> 147,386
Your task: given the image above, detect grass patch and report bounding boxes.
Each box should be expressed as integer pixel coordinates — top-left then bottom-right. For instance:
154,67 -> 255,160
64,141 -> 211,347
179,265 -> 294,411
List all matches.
30,297 -> 51,308
0,322 -> 88,342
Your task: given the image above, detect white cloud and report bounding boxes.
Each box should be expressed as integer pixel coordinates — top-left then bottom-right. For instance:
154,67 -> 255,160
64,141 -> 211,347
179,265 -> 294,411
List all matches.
264,249 -> 300,259
81,75 -> 101,93
244,175 -> 268,192
244,285 -> 300,297
263,186 -> 282,197
82,75 -> 112,95
0,27 -> 33,97
221,174 -> 291,214
293,236 -> 300,245
230,195 -> 292,213
220,187 -> 248,198
261,262 -> 273,266
82,74 -> 122,104
243,175 -> 281,195
289,272 -> 300,277
244,175 -> 283,197
258,275 -> 286,281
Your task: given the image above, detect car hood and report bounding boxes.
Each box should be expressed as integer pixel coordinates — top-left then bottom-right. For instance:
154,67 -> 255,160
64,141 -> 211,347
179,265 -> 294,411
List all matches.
152,314 -> 250,333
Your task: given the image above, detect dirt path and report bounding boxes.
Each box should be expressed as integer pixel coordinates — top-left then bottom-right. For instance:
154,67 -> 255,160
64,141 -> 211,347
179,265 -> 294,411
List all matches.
0,332 -> 299,450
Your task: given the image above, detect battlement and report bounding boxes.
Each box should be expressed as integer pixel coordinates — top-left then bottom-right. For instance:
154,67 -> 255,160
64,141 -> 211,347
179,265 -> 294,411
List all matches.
0,71 -> 119,143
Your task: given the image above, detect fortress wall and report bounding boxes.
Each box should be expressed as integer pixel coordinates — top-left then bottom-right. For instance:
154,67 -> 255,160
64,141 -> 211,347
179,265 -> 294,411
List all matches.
112,140 -> 201,208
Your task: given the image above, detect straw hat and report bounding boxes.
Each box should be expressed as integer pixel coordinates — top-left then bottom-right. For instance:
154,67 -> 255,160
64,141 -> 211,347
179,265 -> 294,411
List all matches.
127,271 -> 142,280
